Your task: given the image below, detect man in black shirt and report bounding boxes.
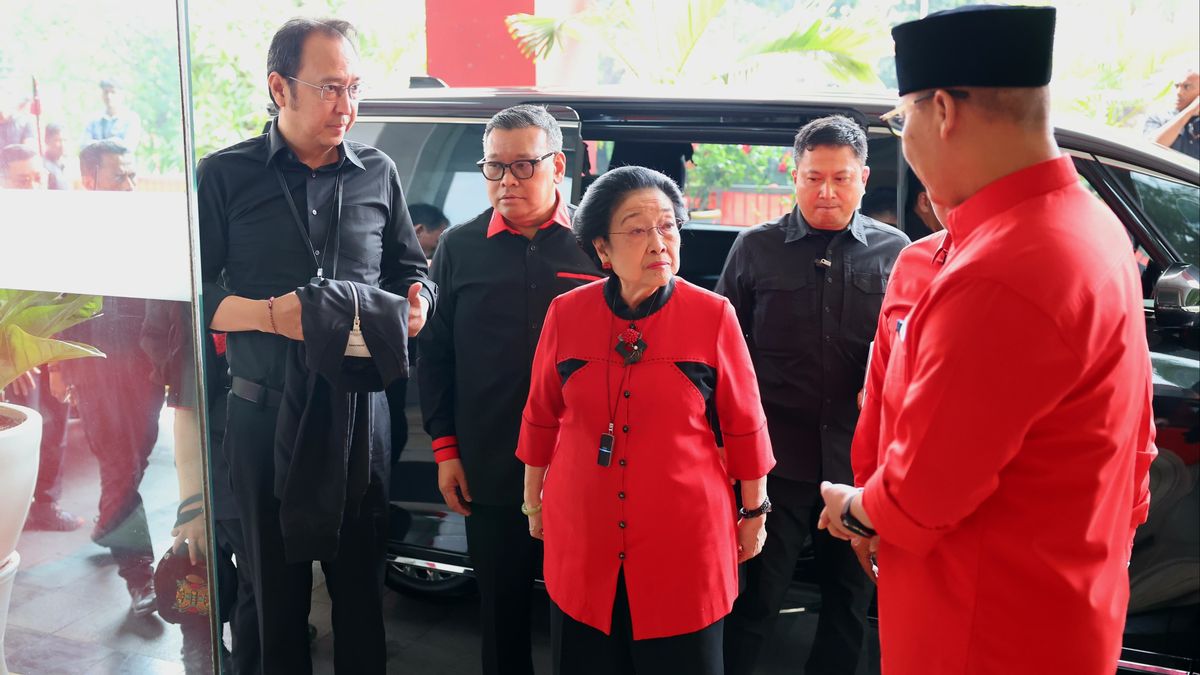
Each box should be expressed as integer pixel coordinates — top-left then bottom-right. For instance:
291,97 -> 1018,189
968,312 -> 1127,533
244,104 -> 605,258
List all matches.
197,18 -> 433,675
419,105 -> 601,675
718,116 -> 908,675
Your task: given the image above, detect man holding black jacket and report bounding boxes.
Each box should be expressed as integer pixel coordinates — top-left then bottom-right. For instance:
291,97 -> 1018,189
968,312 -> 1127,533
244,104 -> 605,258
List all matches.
197,17 -> 433,674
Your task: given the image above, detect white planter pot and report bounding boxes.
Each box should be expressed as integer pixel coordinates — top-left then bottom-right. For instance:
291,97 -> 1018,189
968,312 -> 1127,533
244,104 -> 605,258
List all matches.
0,402 -> 39,675
0,551 -> 19,675
0,403 -> 41,563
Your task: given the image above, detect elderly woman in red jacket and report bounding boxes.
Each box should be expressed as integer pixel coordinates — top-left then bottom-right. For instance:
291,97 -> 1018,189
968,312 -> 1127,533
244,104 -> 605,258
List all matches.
516,166 -> 775,674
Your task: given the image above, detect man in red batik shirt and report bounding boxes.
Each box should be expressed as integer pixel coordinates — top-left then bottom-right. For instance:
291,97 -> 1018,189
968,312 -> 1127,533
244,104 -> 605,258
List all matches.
818,6 -> 1157,674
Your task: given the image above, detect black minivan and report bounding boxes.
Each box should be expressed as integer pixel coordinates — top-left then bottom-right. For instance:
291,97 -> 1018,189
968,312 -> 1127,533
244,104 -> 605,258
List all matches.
346,87 -> 1200,675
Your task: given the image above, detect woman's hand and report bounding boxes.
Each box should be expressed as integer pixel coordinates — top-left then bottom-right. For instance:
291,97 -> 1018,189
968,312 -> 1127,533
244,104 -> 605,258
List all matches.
527,510 -> 543,540
737,516 -> 767,563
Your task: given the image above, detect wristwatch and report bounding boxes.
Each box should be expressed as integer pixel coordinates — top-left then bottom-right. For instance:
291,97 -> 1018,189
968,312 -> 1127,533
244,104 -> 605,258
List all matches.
841,493 -> 877,538
738,496 -> 772,519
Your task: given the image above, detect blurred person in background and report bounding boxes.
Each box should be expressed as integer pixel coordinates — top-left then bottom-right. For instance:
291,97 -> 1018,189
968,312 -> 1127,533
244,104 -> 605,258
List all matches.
43,122 -> 70,190
83,78 -> 142,152
0,92 -> 35,148
1144,63 -> 1199,159
408,202 -> 450,260
68,138 -> 164,617
0,143 -> 84,533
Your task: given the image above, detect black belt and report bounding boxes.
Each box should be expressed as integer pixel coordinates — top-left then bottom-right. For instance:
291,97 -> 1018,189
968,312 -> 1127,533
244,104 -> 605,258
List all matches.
230,376 -> 283,408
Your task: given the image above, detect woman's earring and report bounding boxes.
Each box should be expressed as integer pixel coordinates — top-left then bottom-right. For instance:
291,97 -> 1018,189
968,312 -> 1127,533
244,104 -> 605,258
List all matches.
601,261 -> 612,270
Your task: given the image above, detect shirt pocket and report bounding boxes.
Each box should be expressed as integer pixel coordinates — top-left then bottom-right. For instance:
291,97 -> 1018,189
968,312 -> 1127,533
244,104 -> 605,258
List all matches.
844,271 -> 886,344
337,205 -> 385,267
752,272 -> 814,353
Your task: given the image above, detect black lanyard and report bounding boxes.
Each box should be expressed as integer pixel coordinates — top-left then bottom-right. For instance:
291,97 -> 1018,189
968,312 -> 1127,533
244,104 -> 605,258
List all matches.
275,166 -> 344,282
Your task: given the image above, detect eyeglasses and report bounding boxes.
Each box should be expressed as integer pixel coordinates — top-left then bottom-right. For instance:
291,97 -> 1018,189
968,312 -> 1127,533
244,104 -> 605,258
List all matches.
880,89 -> 969,136
476,152 -> 556,181
288,76 -> 365,102
609,220 -> 684,242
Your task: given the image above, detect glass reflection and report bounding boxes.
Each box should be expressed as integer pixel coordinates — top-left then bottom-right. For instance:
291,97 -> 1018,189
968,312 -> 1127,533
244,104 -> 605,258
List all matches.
0,0 -> 216,672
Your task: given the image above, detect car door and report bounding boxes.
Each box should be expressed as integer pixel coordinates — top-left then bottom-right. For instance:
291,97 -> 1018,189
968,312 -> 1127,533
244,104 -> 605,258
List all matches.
1068,146 -> 1199,675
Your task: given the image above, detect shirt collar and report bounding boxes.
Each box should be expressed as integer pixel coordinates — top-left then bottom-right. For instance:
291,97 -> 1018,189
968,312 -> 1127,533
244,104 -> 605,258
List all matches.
784,206 -> 869,246
603,276 -> 676,321
486,190 -> 572,238
264,118 -> 365,171
945,155 -> 1077,244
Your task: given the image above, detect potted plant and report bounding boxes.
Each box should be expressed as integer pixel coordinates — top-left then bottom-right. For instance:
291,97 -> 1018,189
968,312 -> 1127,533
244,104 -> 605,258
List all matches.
0,289 -> 103,671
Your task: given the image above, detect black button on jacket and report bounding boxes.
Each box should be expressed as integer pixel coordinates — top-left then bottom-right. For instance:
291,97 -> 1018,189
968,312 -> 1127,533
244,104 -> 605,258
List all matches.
715,207 -> 909,484
418,206 -> 602,504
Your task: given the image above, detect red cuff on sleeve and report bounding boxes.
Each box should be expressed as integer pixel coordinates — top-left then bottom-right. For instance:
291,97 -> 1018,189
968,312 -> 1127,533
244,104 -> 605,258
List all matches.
722,422 -> 775,481
515,417 -> 558,467
432,436 -> 460,463
862,468 -> 944,557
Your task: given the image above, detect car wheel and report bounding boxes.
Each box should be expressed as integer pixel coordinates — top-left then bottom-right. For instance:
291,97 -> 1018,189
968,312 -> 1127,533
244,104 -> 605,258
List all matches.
385,559 -> 477,598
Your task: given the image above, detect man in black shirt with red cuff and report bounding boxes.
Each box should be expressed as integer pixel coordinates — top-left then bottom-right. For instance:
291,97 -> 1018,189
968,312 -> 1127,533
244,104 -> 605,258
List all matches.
197,18 -> 433,675
419,105 -> 601,675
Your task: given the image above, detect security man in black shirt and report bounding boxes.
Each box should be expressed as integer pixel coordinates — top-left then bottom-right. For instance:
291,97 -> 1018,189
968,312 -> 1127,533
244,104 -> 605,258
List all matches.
197,18 -> 434,675
718,116 -> 908,675
419,105 -> 601,675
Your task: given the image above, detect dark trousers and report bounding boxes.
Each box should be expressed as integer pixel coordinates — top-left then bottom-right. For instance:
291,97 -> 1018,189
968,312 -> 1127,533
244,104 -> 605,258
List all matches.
223,395 -> 389,675
552,570 -> 724,675
72,349 -> 164,586
725,476 -> 871,675
465,502 -> 543,675
216,517 -> 261,675
7,368 -> 69,505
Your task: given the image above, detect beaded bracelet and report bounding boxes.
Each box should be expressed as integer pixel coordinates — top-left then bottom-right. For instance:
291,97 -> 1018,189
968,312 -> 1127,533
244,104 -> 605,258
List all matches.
267,296 -> 278,334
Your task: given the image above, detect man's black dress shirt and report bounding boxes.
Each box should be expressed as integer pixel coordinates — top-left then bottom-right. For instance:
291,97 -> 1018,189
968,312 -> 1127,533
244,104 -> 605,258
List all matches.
715,207 -> 908,484
197,120 -> 435,391
418,207 -> 602,505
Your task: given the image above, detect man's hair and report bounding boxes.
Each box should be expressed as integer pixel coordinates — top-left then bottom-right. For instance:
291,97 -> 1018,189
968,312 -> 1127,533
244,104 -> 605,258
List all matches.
572,165 -> 688,272
266,18 -> 357,112
79,139 -> 129,176
793,115 -> 868,164
0,143 -> 37,176
44,122 -> 63,138
483,105 -> 563,153
409,203 -> 449,230
965,86 -> 1050,128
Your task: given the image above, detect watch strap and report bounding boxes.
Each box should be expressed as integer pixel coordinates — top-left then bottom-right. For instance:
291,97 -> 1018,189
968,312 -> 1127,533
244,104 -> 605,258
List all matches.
841,493 -> 877,538
738,496 -> 772,518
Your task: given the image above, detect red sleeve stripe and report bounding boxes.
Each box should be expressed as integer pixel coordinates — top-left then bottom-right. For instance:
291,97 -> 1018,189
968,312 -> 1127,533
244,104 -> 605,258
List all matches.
433,447 -> 460,463
431,436 -> 459,451
556,271 -> 604,282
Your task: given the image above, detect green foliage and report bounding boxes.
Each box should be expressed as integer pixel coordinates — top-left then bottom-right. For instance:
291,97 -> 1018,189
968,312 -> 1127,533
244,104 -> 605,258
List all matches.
686,144 -> 792,203
507,0 -> 884,87
0,291 -> 104,392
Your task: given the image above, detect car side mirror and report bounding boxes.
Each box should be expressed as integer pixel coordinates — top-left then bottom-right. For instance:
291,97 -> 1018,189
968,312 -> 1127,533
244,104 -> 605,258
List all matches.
1153,263 -> 1200,329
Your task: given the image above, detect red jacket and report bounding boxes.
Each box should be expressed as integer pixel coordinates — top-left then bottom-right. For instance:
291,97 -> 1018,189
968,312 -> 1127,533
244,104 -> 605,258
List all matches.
852,230 -> 949,487
861,157 -> 1156,673
517,278 -> 774,639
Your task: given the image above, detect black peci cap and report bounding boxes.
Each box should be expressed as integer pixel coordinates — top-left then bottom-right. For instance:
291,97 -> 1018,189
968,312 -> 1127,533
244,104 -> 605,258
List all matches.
892,5 -> 1056,96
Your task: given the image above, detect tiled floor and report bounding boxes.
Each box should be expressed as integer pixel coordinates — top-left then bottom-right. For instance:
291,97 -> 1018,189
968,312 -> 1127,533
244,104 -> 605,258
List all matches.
3,406 -> 877,674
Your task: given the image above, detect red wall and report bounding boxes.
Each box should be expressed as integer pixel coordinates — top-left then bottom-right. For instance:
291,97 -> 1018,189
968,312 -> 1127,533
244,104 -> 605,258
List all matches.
426,0 -> 536,87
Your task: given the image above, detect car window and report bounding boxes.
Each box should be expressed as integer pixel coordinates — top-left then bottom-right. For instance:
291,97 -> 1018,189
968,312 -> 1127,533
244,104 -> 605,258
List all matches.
1110,166 -> 1200,269
1076,171 -> 1163,302
346,121 -> 576,226
585,135 -> 900,229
